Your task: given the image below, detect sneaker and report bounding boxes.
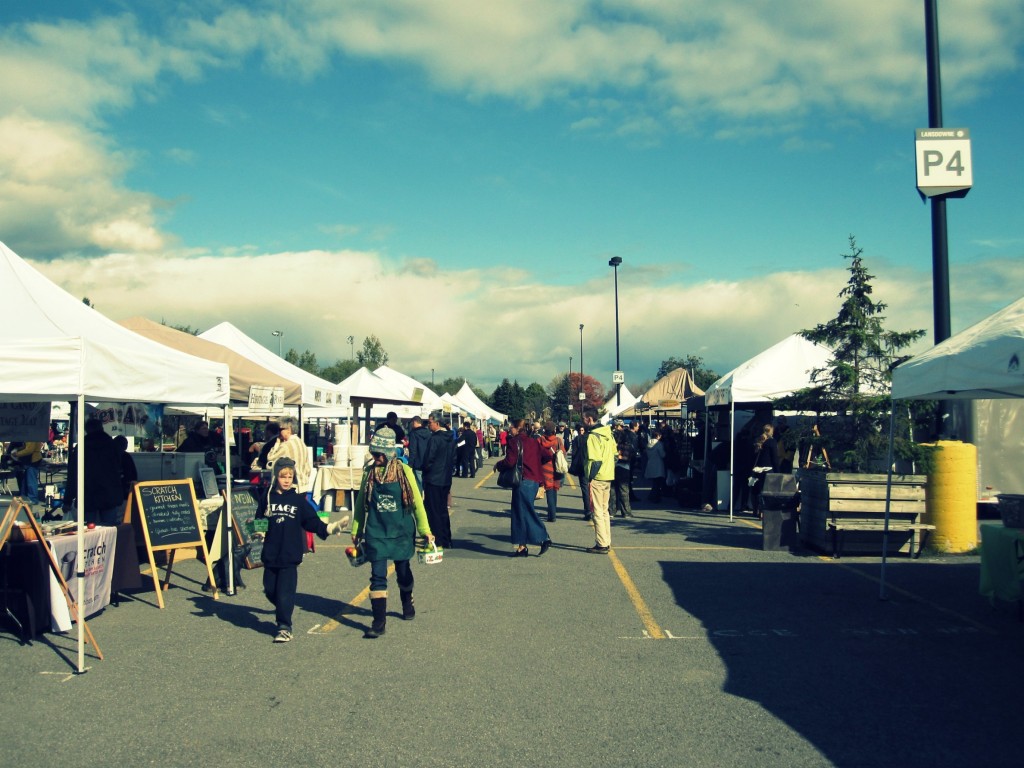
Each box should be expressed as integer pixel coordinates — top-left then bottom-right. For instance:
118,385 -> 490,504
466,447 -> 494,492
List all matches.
586,544 -> 610,554
273,629 -> 293,643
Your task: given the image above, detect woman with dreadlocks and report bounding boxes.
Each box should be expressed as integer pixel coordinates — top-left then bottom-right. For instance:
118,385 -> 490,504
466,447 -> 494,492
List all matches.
351,426 -> 434,639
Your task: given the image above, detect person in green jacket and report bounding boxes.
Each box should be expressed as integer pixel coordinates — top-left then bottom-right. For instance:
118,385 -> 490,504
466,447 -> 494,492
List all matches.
582,406 -> 616,554
351,427 -> 434,639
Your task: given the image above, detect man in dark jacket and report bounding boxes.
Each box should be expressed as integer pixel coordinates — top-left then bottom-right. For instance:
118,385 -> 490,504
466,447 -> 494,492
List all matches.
63,418 -> 124,525
421,412 -> 456,547
456,420 -> 478,478
406,415 -> 432,489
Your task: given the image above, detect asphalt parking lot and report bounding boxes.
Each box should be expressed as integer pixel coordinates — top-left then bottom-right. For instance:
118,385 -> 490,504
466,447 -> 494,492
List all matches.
3,473 -> 1022,768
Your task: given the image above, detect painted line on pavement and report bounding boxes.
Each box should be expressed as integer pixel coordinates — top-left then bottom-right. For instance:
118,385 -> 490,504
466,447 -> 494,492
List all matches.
311,563 -> 395,635
608,548 -> 665,639
821,557 -> 998,635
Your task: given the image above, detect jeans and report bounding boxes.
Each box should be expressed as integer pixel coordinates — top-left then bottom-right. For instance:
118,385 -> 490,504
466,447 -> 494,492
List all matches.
545,488 -> 558,521
510,479 -> 549,546
16,462 -> 41,504
370,558 -> 413,593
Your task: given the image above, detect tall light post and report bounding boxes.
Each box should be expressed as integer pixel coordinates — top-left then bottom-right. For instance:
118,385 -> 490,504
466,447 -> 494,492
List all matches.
272,330 -> 284,357
578,324 -> 585,411
609,256 -> 623,406
347,335 -> 355,360
568,355 -> 573,423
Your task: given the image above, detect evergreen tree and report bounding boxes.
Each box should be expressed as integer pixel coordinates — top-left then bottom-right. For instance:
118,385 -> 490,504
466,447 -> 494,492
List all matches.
779,236 -> 930,472
285,348 -> 320,375
523,382 -> 549,421
490,379 -> 514,417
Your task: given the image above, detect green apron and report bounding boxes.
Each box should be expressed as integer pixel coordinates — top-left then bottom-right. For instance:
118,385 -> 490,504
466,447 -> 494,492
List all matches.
364,477 -> 415,562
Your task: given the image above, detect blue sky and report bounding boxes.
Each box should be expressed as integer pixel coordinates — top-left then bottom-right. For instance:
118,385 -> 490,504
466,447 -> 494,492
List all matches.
1,1 -> 1022,393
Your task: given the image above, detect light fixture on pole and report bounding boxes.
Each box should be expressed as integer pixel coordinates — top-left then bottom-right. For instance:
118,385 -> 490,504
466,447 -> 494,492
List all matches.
578,324 -> 585,408
609,256 -> 623,406
347,335 -> 355,360
271,330 -> 284,357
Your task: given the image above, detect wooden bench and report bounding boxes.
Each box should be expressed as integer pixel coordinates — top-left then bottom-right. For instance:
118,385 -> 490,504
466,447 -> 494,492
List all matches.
798,470 -> 935,559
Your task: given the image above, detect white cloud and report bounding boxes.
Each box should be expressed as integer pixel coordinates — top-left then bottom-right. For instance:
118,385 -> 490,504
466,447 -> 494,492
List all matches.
29,246 -> 1023,392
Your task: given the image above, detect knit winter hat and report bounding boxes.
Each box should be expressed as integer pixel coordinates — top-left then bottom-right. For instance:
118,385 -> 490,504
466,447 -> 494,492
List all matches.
369,427 -> 397,458
272,456 -> 297,483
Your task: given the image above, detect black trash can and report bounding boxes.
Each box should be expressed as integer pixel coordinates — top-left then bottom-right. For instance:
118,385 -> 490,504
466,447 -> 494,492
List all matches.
760,474 -> 800,551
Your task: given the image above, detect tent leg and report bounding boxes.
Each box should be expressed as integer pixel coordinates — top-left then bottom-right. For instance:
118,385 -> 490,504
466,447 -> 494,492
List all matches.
879,406 -> 897,601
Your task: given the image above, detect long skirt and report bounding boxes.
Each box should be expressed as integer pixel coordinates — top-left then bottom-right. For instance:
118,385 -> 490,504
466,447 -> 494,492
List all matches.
510,479 -> 549,546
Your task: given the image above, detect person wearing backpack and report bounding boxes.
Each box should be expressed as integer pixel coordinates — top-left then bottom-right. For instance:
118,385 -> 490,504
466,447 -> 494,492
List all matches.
538,422 -> 566,523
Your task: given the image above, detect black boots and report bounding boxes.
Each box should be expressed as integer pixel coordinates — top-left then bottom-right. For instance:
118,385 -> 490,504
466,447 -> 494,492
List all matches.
365,597 -> 387,638
400,590 -> 415,620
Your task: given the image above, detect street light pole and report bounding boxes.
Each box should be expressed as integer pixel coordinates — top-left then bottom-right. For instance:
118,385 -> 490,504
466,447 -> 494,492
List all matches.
579,323 -> 585,410
609,256 -> 622,406
272,330 -> 284,357
568,355 -> 573,423
347,335 -> 355,360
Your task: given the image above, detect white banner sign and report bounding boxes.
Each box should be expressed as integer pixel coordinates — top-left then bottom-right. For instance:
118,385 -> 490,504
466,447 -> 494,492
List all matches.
49,526 -> 118,631
248,385 -> 286,414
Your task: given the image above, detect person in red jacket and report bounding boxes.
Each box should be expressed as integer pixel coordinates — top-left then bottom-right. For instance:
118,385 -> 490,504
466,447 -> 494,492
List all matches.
495,419 -> 552,557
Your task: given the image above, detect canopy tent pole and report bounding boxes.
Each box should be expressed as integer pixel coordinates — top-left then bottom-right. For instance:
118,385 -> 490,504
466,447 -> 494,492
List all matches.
729,400 -> 735,522
75,394 -> 86,673
879,406 -> 897,601
224,404 -> 234,595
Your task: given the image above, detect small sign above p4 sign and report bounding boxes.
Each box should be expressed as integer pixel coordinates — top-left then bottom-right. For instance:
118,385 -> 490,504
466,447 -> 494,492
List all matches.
916,128 -> 972,198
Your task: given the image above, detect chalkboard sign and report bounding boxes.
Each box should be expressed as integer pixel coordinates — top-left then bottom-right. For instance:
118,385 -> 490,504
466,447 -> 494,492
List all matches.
136,481 -> 204,549
130,479 -> 217,608
228,485 -> 264,569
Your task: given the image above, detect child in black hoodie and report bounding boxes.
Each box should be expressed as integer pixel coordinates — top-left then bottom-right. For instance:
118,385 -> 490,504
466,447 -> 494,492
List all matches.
258,457 -> 347,643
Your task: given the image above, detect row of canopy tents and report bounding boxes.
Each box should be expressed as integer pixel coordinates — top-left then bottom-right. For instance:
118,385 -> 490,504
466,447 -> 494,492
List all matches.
0,240 -> 501,672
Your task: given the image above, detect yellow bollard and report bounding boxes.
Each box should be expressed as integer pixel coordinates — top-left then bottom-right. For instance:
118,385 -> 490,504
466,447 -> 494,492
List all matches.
924,440 -> 978,553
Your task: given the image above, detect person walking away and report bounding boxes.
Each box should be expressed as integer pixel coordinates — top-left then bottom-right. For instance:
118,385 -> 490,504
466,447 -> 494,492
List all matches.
406,415 -> 432,490
537,422 -> 564,523
351,427 -> 433,638
645,429 -> 667,503
257,457 -> 348,643
582,406 -> 616,553
456,420 -> 477,478
495,419 -> 552,557
750,424 -> 779,519
421,412 -> 455,548
612,439 -> 633,518
569,424 -> 592,521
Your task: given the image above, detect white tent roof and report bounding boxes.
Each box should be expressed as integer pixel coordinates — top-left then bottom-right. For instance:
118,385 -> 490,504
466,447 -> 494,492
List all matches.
601,385 -> 639,422
338,366 -> 423,406
374,366 -> 442,406
200,321 -> 340,407
704,334 -> 833,407
454,381 -> 506,423
892,295 -> 1024,400
0,241 -> 229,405
120,316 -> 303,406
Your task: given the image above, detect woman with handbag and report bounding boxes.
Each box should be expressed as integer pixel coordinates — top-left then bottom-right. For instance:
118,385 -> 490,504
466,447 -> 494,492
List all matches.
495,419 -> 552,557
537,422 -> 565,523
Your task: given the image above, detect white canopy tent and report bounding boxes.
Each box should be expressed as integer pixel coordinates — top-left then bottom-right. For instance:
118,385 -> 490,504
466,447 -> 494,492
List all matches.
373,365 -> 443,418
877,295 -> 1024,596
336,367 -> 424,442
200,322 -> 341,410
0,240 -> 230,672
702,334 -> 833,519
600,385 -> 639,423
453,381 -> 506,424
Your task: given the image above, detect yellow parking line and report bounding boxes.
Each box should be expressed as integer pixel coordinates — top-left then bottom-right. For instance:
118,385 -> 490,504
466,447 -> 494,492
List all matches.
474,471 -> 495,490
312,563 -> 395,634
608,548 -> 665,639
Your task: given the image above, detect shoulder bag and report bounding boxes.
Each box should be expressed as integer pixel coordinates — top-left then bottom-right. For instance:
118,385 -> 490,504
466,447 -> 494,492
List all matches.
496,444 -> 523,489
